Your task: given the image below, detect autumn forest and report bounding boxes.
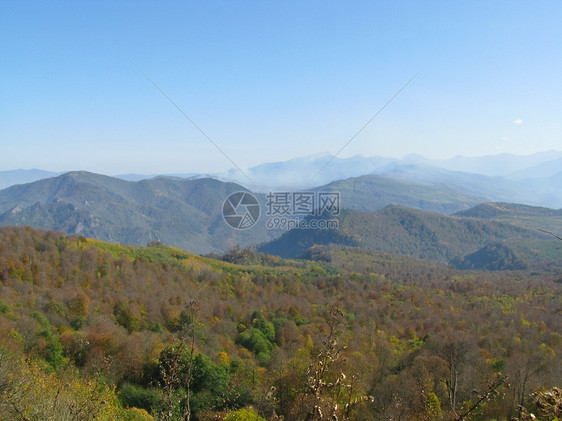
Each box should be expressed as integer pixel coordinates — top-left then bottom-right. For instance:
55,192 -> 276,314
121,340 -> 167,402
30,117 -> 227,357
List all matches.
0,226 -> 560,420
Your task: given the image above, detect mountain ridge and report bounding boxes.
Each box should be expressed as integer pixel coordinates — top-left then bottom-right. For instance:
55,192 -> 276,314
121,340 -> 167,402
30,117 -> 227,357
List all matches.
3,150 -> 562,206
2,169 -> 561,262
257,204 -> 562,270
0,172 -> 278,254
0,170 -> 493,254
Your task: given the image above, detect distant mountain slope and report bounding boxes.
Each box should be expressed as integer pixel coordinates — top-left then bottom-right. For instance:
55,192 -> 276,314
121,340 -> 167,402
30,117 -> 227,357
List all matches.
2,171 -> 560,263
257,205 -> 561,269
221,152 -> 562,209
506,157 -> 562,179
224,153 -> 398,190
431,150 -> 562,176
0,172 -> 278,254
313,174 -> 487,214
455,202 -> 562,235
0,170 -> 494,254
456,202 -> 562,219
0,169 -> 61,190
380,164 -> 562,209
452,239 -> 562,271
2,150 -> 561,208
115,172 -> 201,182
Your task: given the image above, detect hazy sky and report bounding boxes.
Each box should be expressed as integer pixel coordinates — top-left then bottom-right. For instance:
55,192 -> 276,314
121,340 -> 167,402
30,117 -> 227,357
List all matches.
1,1 -> 561,174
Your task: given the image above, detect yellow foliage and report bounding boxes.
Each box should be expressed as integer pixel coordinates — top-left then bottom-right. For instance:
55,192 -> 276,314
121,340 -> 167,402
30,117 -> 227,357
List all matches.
219,351 -> 231,366
0,352 -> 125,420
124,406 -> 154,420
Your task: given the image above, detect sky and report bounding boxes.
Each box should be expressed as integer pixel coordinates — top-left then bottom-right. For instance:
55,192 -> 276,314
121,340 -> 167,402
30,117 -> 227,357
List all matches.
1,1 -> 561,175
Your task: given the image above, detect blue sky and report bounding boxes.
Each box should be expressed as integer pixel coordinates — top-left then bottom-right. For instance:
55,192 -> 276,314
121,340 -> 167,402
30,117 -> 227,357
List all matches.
1,1 -> 561,174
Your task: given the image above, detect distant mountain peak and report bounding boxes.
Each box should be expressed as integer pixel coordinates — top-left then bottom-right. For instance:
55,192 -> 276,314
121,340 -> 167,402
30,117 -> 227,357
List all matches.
306,151 -> 334,161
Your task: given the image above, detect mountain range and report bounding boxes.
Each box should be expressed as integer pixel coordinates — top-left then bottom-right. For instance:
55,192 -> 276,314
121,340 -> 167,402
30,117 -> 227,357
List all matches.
3,150 -> 561,207
0,170 -> 489,254
213,151 -> 562,208
0,151 -> 560,267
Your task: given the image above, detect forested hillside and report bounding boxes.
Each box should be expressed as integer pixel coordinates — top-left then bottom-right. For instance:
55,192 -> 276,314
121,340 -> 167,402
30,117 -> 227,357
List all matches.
4,172 -> 561,265
455,202 -> 562,232
0,171 -> 491,256
0,172 -> 279,254
0,226 -> 560,420
313,174 -> 486,214
258,205 -> 562,270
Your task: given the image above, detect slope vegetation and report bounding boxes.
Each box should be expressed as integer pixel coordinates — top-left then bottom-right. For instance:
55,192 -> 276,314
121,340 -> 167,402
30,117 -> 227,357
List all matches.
0,226 -> 560,420
314,174 -> 486,214
0,171 -> 277,254
258,205 -> 562,269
